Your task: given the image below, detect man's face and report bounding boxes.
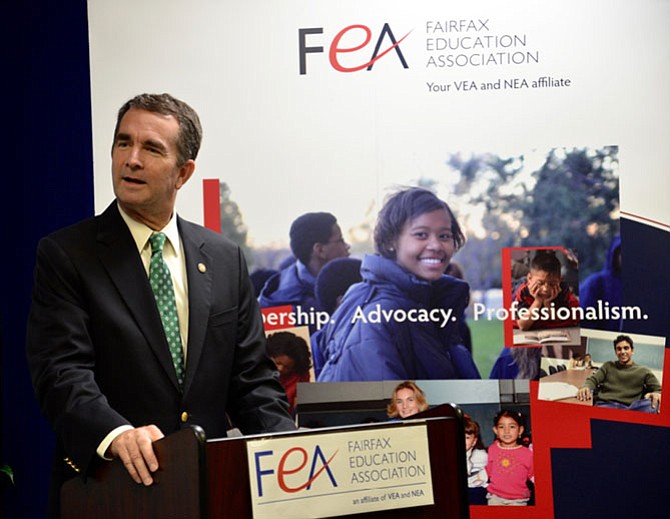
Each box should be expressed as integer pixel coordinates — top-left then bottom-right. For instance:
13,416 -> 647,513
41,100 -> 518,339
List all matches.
112,108 -> 194,228
614,340 -> 634,366
321,224 -> 350,262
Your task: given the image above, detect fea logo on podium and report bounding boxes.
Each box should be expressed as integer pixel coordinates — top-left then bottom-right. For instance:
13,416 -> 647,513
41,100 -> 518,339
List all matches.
246,424 -> 434,518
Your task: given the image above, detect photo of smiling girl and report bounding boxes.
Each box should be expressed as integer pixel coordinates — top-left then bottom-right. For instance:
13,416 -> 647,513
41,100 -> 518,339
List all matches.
316,187 -> 480,382
486,410 -> 534,506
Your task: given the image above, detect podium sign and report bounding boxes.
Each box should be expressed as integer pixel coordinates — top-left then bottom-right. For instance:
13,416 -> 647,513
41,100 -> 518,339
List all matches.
61,408 -> 468,518
247,423 -> 434,518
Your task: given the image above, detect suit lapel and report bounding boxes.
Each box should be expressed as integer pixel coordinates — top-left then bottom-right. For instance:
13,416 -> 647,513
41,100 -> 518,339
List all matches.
179,219 -> 212,394
96,203 -> 181,389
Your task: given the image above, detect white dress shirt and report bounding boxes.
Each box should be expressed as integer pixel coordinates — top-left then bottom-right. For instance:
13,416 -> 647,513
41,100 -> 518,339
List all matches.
96,204 -> 190,459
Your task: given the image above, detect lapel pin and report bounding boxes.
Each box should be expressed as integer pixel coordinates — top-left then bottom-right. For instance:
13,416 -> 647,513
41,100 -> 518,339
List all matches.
198,263 -> 207,273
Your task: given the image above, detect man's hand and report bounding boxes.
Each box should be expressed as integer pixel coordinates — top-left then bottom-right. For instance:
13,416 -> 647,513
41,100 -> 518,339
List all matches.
644,392 -> 661,410
109,425 -> 164,485
577,387 -> 593,402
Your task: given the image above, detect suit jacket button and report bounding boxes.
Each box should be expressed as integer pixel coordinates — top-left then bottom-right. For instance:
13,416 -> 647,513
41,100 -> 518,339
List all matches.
181,411 -> 189,423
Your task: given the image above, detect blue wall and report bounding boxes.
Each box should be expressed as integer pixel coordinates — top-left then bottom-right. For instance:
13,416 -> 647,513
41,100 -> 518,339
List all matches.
3,1 -> 93,516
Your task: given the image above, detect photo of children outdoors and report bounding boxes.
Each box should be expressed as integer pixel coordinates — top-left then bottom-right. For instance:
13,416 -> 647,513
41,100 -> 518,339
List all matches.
250,147 -> 621,382
314,187 -> 479,382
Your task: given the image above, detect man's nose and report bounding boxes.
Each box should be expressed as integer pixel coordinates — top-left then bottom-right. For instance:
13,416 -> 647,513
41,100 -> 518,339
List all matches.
126,146 -> 143,168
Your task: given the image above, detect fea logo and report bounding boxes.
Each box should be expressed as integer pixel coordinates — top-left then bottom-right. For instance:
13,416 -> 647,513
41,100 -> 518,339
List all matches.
298,23 -> 412,74
254,445 -> 339,497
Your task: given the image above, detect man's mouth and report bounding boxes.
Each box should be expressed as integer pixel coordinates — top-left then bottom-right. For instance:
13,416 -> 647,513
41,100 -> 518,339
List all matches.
123,176 -> 146,184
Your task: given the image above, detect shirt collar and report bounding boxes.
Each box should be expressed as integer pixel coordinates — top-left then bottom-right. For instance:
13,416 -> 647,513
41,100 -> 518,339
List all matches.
117,203 -> 180,255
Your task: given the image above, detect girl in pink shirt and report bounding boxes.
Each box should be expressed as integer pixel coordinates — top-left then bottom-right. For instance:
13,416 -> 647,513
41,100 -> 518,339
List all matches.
486,410 -> 534,506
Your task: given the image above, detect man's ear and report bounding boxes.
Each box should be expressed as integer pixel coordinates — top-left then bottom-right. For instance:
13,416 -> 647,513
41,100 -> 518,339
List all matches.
175,159 -> 196,190
313,242 -> 328,260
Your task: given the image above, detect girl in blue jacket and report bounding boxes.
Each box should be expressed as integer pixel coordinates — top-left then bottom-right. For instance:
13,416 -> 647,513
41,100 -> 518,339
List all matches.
316,187 -> 480,382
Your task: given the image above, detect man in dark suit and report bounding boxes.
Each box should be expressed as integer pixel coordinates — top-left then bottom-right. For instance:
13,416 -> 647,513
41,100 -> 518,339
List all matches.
25,93 -> 296,516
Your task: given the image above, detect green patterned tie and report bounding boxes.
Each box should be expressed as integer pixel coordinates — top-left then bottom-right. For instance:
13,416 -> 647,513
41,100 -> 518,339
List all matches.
149,232 -> 185,388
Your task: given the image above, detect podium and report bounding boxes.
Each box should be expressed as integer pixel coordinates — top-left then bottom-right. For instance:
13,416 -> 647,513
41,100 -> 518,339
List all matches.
61,404 -> 469,518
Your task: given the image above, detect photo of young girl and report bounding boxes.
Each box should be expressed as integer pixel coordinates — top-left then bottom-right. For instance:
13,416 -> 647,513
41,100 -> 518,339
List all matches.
486,410 -> 534,506
464,414 -> 488,505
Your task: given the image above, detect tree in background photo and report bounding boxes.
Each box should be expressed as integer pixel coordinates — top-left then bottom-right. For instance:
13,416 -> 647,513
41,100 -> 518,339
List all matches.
446,145 -> 619,289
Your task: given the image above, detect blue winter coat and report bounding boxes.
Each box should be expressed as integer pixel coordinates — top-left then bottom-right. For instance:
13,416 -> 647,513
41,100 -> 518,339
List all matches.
316,254 -> 480,382
489,347 -> 519,380
258,261 -> 318,311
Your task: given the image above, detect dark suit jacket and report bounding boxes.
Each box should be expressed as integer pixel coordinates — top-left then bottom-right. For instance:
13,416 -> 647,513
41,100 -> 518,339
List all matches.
26,202 -> 295,513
